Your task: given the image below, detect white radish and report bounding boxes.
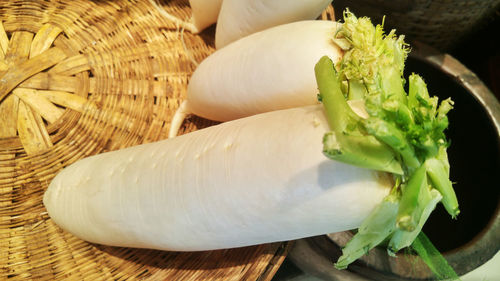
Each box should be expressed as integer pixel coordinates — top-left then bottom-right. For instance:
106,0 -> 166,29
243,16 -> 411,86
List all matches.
43,105 -> 391,251
169,20 -> 343,137
215,0 -> 332,49
149,0 -> 222,34
189,0 -> 223,33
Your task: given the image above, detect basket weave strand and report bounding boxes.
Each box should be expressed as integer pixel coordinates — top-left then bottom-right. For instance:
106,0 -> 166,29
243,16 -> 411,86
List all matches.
0,0 -> 290,280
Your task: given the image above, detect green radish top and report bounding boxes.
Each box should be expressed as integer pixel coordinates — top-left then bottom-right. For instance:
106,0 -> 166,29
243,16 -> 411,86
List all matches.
315,10 -> 459,279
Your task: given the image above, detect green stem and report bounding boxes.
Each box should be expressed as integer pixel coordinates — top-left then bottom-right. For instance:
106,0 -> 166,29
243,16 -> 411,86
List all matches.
395,165 -> 427,231
348,79 -> 367,101
315,56 -> 360,132
389,188 -> 442,254
335,192 -> 400,269
412,232 -> 460,280
379,66 -> 407,105
323,132 -> 403,174
363,117 -> 420,169
425,158 -> 460,218
315,56 -> 403,175
382,99 -> 413,128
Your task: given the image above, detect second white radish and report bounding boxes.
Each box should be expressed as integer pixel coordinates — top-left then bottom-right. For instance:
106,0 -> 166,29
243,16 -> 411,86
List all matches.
215,0 -> 332,49
170,20 -> 343,137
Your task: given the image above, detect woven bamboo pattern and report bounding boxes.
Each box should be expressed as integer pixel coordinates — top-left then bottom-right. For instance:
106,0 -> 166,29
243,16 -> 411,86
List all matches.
0,0 -> 290,279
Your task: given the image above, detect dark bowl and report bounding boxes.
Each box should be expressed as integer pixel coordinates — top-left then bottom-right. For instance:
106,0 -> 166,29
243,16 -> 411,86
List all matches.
287,42 -> 500,280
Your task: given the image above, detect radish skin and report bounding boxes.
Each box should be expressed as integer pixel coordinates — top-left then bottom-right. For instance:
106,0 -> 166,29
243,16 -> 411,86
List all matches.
189,0 -> 223,33
215,0 -> 332,49
44,105 -> 391,251
149,0 -> 222,34
169,20 -> 343,137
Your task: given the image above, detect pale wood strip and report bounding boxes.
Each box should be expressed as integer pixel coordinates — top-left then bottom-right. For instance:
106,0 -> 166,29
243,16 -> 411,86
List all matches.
13,88 -> 64,124
36,89 -> 91,113
3,31 -> 33,65
18,73 -> 79,93
0,60 -> 8,72
30,24 -> 63,58
0,21 -> 9,57
0,47 -> 67,102
0,94 -> 19,138
16,101 -> 53,155
49,54 -> 90,76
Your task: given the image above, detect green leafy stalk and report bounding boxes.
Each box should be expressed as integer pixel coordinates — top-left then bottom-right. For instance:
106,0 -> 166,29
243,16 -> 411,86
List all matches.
335,189 -> 400,269
316,9 -> 460,279
426,158 -> 460,218
412,232 -> 460,280
389,188 -> 442,254
363,117 -> 420,170
395,165 -> 428,231
315,57 -> 403,175
314,56 -> 362,132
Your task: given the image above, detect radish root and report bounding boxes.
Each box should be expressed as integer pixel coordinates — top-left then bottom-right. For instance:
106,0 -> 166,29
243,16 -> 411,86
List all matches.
149,0 -> 199,34
168,100 -> 192,138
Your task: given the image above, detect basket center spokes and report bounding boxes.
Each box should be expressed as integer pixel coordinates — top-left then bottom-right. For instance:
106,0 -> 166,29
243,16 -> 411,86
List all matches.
0,22 -> 92,155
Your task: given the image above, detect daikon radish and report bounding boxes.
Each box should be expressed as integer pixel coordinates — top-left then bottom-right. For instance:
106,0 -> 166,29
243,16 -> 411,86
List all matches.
169,20 -> 344,137
215,0 -> 332,49
149,0 -> 222,34
189,0 -> 223,33
43,105 -> 392,251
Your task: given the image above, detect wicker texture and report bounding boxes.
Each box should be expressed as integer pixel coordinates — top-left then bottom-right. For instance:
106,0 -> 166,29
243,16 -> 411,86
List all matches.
0,0 -> 289,279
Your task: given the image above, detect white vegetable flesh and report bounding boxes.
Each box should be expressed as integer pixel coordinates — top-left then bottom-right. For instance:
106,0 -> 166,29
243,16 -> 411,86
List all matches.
189,0 -> 223,33
184,20 -> 343,122
215,0 -> 332,49
44,105 -> 391,251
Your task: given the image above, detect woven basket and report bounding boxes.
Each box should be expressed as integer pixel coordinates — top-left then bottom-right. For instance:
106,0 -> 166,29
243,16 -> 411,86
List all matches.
0,0 -> 301,279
